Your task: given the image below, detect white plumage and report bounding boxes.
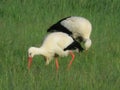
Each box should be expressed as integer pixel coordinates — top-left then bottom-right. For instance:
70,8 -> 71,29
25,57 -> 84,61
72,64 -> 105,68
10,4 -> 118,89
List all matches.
28,32 -> 78,70
47,16 -> 92,50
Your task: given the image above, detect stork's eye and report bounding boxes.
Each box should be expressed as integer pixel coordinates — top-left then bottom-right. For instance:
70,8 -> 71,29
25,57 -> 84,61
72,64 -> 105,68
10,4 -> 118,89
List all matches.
29,53 -> 32,56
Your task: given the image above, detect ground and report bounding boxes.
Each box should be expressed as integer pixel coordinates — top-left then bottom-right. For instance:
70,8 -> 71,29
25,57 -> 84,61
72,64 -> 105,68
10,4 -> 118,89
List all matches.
0,0 -> 120,90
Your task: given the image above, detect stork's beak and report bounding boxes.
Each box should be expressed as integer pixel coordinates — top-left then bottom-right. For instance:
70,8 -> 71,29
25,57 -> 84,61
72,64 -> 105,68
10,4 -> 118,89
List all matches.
28,57 -> 32,69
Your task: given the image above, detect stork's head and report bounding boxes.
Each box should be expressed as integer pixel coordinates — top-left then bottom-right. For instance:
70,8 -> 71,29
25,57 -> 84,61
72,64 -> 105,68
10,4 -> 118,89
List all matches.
84,39 -> 92,50
28,47 -> 39,69
28,47 -> 38,57
27,47 -> 47,69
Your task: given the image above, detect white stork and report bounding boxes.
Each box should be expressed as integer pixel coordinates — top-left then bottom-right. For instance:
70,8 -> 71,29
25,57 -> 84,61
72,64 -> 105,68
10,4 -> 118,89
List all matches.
28,32 -> 84,71
47,16 -> 92,50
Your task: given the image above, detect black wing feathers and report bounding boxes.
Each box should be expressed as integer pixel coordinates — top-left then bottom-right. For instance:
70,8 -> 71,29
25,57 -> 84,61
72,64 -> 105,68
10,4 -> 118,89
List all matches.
47,16 -> 72,35
64,40 -> 84,52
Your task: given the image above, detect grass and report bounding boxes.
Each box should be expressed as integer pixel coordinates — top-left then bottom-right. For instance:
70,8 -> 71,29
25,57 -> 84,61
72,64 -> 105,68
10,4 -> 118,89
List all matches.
0,0 -> 120,90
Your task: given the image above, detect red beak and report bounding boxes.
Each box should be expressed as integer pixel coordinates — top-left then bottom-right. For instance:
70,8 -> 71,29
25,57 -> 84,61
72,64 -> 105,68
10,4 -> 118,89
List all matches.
28,57 -> 32,69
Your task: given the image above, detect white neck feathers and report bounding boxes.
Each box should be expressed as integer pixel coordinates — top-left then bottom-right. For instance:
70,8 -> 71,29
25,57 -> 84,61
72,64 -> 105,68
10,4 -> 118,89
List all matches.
84,39 -> 92,50
28,47 -> 46,57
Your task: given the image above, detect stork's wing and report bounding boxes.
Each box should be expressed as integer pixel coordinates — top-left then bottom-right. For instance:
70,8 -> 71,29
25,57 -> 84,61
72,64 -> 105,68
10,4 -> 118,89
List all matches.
47,16 -> 72,35
64,40 -> 84,52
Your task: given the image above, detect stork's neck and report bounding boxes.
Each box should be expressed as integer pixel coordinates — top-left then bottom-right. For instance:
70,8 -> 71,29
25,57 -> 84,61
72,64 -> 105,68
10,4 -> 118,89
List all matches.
84,38 -> 91,50
33,47 -> 47,57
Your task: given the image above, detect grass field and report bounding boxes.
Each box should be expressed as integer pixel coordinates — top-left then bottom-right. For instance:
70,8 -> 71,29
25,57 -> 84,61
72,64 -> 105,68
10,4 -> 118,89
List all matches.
0,0 -> 120,90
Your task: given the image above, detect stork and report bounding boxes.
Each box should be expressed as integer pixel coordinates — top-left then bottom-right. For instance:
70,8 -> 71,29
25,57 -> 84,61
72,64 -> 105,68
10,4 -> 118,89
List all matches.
28,32 -> 84,71
47,16 -> 92,50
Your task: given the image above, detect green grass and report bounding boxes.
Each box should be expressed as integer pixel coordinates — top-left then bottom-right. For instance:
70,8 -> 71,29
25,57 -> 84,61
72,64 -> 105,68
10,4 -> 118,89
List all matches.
0,0 -> 120,90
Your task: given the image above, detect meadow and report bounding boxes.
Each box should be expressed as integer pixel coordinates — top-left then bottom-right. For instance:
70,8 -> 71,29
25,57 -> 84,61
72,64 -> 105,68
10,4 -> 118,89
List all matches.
0,0 -> 120,90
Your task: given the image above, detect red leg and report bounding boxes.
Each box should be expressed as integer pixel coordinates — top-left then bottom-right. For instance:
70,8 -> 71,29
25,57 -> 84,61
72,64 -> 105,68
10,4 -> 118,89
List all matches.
67,51 -> 75,70
55,57 -> 59,71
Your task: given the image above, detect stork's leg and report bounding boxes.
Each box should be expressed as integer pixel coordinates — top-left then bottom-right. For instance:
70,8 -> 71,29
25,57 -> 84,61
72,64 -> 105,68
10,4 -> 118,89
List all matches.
55,57 -> 59,71
67,51 -> 75,70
